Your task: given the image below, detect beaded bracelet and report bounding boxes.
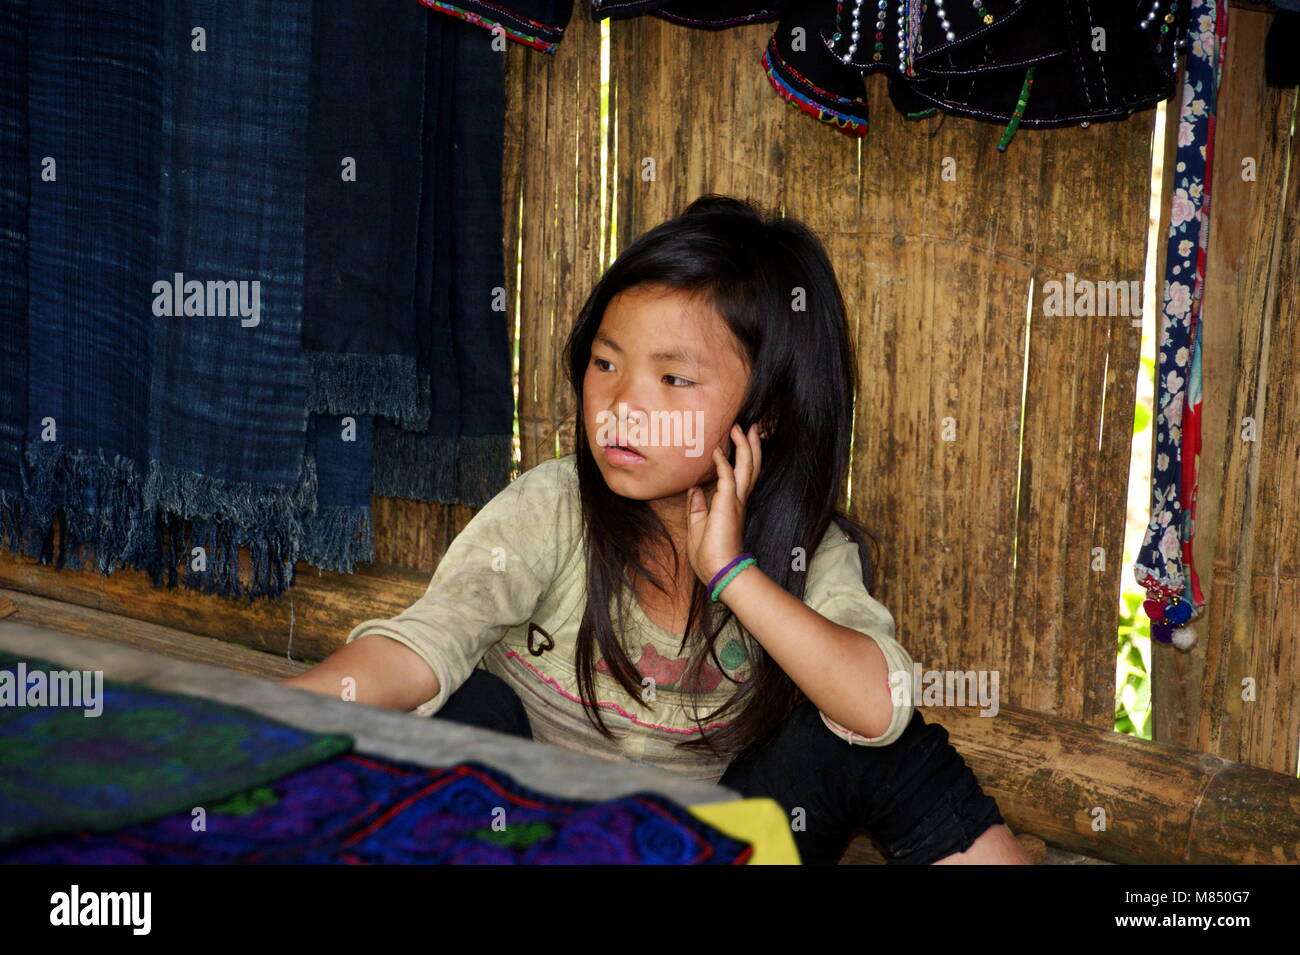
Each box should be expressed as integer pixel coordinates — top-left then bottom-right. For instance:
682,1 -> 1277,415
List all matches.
709,555 -> 757,602
707,553 -> 754,592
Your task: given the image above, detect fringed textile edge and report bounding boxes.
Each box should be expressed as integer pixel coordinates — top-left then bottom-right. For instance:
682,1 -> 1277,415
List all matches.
300,504 -> 375,574
137,452 -> 319,601
305,351 -> 431,431
372,430 -> 511,508
16,441 -> 150,576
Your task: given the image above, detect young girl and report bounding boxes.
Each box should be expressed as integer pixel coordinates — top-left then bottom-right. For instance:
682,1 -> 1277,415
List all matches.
284,195 -> 1030,865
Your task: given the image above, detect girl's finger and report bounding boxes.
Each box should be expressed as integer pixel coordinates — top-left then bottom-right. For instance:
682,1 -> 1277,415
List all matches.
740,422 -> 762,500
686,484 -> 708,533
730,424 -> 751,499
712,446 -> 735,499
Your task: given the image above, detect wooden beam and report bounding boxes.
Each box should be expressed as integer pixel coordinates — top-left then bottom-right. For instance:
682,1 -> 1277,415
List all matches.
0,587 -> 307,679
939,702 -> 1300,864
0,549 -> 430,666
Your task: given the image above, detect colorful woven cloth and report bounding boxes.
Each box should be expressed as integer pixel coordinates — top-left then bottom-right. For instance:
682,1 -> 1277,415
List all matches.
0,652 -> 353,847
1134,0 -> 1226,643
0,752 -> 755,865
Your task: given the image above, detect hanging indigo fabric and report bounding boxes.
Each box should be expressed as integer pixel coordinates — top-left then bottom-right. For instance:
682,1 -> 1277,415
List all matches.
372,17 -> 514,509
1135,0 -> 1226,649
298,0 -> 429,572
147,0 -> 316,599
302,0 -> 430,433
0,1 -> 27,552
20,0 -> 161,575
301,413 -> 375,574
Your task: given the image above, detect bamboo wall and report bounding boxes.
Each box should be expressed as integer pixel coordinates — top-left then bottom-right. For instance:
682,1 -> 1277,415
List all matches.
2,2 -> 1297,780
1154,7 -> 1300,776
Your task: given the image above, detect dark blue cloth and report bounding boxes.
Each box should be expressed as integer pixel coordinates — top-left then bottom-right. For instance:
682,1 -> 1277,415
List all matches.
147,0 -> 316,598
372,16 -> 513,509
21,0 -> 161,574
302,0 -> 430,432
0,1 -> 28,552
301,413 -> 375,573
3,1 -> 518,593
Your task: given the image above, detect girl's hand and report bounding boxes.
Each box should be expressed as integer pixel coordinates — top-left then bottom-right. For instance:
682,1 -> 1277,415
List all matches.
686,423 -> 763,587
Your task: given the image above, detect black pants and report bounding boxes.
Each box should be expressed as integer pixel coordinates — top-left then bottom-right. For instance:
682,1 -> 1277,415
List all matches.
437,667 -> 1006,865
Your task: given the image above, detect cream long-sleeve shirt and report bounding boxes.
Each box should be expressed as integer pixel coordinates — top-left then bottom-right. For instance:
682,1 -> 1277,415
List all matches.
346,453 -> 915,784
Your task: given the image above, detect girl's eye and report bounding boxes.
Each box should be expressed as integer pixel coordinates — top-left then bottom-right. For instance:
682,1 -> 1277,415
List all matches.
593,357 -> 613,371
663,375 -> 694,388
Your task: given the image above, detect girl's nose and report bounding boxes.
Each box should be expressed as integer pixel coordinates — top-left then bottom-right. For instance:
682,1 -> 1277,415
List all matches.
609,382 -> 652,424
610,404 -> 648,434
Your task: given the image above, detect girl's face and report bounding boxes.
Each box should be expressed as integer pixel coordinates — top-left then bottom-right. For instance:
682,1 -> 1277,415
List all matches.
582,283 -> 750,509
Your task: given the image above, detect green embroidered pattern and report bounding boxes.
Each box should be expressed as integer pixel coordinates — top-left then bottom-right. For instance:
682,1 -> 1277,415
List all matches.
0,651 -> 352,846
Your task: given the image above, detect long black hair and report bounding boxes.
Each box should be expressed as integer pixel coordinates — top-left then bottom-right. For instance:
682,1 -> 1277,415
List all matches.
562,193 -> 881,763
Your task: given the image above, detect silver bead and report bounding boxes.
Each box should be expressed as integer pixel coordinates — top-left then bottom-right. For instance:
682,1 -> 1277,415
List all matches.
945,30 -> 955,41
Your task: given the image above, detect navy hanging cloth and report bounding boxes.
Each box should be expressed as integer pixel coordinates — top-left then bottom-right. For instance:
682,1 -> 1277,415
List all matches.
372,16 -> 514,509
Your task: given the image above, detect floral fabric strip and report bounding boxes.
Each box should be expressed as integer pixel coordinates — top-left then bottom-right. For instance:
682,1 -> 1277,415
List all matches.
1134,0 -> 1227,645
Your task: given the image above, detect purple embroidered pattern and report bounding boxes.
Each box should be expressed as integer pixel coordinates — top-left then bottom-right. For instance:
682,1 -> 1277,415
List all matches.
0,752 -> 754,865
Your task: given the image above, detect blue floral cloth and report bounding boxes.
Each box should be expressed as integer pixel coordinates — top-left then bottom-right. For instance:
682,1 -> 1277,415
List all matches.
1134,0 -> 1226,640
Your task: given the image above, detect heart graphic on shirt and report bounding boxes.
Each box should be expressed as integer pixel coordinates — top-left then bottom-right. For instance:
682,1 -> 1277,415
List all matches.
527,622 -> 555,656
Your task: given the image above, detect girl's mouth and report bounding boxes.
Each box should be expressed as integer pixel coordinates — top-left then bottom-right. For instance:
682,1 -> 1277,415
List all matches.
602,444 -> 646,465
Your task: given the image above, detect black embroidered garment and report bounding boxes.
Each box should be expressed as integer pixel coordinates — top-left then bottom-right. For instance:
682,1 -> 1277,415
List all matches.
419,0 -> 1194,138
763,0 -> 1194,136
